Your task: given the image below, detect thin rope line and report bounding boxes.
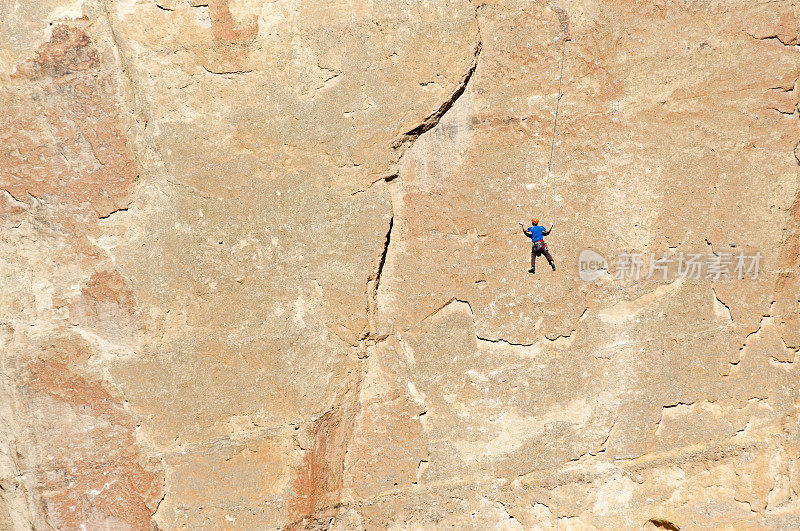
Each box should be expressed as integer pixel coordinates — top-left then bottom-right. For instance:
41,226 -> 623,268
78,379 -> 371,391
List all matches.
546,10 -> 567,529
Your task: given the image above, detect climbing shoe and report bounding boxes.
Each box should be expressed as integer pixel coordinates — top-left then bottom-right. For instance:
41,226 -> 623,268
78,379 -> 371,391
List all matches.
528,268 -> 535,273
551,264 -> 556,271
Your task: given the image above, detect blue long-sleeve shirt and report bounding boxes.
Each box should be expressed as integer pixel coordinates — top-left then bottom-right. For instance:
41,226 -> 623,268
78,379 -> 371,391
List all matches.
524,225 -> 550,241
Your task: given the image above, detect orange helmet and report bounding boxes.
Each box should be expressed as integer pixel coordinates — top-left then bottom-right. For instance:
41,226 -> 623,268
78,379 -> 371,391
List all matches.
531,218 -> 539,225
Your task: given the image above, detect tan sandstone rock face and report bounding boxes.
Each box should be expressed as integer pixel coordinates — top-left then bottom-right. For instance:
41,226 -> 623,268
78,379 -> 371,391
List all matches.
1,0 -> 799,529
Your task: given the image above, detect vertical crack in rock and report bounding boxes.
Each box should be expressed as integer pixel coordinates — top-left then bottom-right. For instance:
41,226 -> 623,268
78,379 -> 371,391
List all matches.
364,216 -> 393,349
361,3 -> 483,354
288,13 -> 483,528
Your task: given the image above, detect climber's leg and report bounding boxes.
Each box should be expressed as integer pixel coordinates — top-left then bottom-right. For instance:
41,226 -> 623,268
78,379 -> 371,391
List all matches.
529,245 -> 536,273
543,248 -> 556,271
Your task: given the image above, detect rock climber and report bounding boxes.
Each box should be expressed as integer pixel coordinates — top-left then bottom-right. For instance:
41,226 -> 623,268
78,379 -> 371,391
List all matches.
520,218 -> 555,273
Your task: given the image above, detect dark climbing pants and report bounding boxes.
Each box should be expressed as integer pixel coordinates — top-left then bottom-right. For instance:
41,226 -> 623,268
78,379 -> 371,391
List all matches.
531,245 -> 554,271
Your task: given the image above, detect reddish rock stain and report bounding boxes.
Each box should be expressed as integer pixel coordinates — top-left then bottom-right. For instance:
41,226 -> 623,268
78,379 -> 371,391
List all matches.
25,336 -> 163,530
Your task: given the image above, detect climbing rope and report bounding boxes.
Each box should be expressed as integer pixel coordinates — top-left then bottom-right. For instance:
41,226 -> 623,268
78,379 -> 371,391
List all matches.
546,7 -> 568,528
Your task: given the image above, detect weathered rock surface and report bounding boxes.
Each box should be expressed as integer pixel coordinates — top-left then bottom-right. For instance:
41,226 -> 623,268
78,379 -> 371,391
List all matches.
1,0 -> 798,529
